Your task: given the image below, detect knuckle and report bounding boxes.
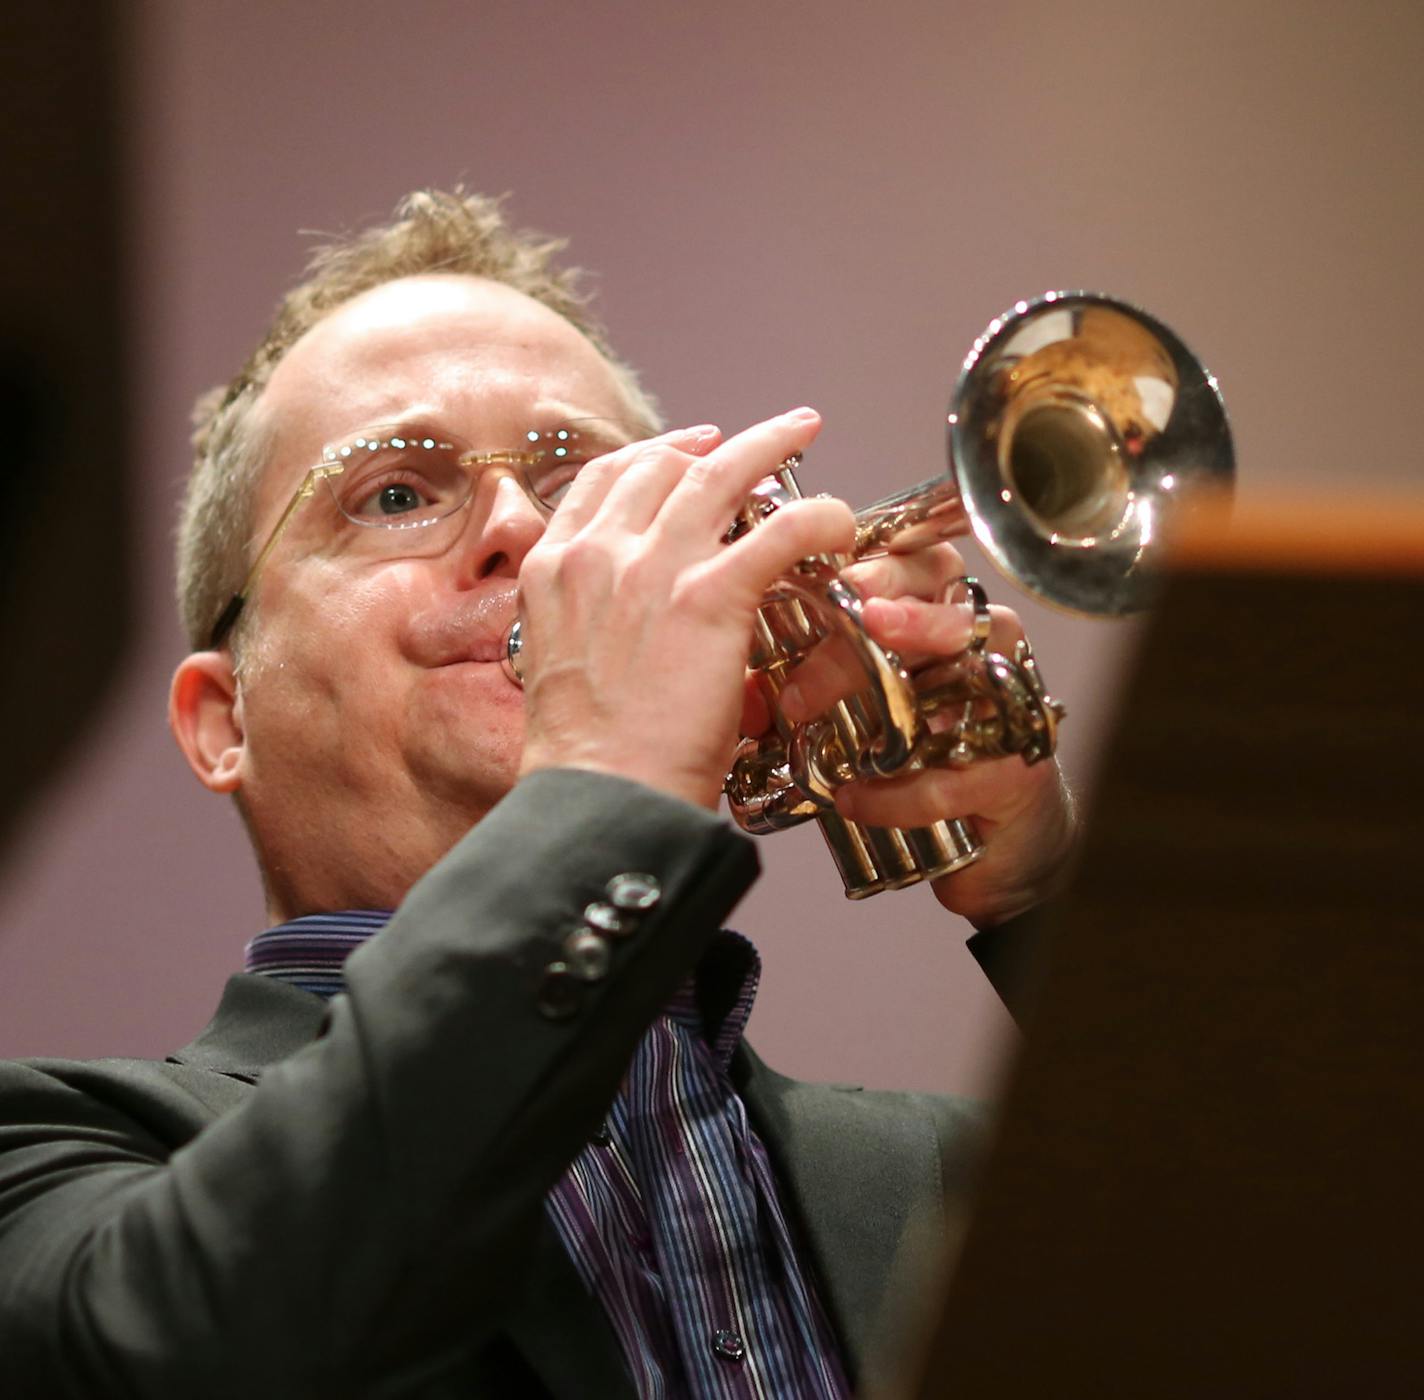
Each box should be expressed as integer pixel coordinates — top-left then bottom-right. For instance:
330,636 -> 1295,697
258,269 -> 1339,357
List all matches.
680,453 -> 723,490
558,534 -> 613,584
784,496 -> 853,548
840,556 -> 884,590
580,446 -> 622,474
667,569 -> 723,623
615,547 -> 659,594
853,544 -> 965,598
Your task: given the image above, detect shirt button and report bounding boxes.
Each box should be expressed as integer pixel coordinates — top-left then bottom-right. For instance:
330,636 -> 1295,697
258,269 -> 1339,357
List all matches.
711,1329 -> 745,1363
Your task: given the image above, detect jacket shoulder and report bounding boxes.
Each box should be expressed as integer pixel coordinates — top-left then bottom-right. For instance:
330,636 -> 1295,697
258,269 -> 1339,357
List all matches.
0,1052 -> 251,1156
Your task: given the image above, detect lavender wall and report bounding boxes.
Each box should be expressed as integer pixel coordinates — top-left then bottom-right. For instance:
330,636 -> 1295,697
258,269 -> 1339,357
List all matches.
1,0 -> 1419,1096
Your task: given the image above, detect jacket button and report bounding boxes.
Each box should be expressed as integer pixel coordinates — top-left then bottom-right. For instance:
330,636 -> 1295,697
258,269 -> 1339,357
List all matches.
606,871 -> 661,912
711,1329 -> 745,1362
564,927 -> 612,982
537,963 -> 581,1020
584,901 -> 632,937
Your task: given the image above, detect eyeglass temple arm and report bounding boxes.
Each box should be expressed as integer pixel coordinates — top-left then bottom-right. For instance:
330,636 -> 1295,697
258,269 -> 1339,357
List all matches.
208,467 -> 338,648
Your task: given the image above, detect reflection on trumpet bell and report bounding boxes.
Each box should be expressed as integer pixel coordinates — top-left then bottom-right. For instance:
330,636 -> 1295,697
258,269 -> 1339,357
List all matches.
849,295 -> 1233,614
951,291 -> 1233,616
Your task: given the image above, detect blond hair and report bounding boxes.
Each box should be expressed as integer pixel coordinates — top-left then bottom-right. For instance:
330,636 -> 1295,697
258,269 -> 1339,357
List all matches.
177,189 -> 658,650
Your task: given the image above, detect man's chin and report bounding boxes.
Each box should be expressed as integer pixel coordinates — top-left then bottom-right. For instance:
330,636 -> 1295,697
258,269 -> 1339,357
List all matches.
406,739 -> 521,820
403,665 -> 523,801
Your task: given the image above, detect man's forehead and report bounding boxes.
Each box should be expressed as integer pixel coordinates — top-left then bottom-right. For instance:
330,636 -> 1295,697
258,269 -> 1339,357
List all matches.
275,273 -> 588,382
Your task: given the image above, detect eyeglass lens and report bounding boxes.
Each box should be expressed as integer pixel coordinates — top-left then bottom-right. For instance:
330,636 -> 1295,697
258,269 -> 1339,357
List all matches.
318,418 -> 642,531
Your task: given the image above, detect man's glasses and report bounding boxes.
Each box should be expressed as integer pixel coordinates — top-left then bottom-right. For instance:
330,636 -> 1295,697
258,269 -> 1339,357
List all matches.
208,417 -> 645,647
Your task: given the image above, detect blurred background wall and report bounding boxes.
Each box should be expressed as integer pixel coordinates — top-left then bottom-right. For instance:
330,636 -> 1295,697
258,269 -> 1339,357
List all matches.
1,0 -> 1419,1096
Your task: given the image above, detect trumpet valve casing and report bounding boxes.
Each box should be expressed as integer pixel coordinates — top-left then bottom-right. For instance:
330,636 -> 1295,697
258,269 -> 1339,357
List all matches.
727,459 -> 983,897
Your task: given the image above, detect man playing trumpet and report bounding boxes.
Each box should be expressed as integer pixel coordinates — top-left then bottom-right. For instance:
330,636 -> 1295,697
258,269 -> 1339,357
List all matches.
0,190 -> 1074,1397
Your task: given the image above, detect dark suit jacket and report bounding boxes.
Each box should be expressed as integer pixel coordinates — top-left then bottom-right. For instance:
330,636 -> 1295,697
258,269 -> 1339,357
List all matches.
0,771 -> 995,1398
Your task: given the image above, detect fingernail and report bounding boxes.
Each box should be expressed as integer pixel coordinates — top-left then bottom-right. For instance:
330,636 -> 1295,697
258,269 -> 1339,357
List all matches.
786,406 -> 819,423
779,681 -> 805,721
673,423 -> 719,442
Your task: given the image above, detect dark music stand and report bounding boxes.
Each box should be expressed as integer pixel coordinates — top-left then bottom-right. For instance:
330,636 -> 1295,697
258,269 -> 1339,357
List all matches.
1,3 -> 132,870
911,502 -> 1424,1398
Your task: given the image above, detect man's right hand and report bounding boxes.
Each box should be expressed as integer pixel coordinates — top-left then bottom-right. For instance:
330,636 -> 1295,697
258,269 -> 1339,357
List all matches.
516,409 -> 856,811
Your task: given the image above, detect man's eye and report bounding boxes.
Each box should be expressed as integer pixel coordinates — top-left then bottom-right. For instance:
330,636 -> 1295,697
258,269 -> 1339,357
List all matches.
343,471 -> 438,519
372,481 -> 425,516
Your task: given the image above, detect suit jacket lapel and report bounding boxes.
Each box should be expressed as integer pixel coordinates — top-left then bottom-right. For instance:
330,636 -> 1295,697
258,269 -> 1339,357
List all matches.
737,1046 -> 947,1394
168,973 -> 330,1080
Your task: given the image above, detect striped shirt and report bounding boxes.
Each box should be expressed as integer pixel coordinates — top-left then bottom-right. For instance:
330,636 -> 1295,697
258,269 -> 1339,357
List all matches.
246,913 -> 850,1398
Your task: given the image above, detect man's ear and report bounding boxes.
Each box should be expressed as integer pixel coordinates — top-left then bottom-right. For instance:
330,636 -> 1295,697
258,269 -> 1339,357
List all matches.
169,651 -> 246,793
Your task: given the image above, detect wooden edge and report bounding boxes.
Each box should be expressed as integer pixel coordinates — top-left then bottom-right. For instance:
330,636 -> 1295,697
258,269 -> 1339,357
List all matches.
1165,491 -> 1424,577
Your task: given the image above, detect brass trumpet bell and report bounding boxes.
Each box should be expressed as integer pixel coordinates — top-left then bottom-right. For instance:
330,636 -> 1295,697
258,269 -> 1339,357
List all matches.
855,292 -> 1234,614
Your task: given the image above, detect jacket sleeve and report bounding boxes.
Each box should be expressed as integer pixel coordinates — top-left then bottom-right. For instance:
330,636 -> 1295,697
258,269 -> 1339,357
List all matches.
0,769 -> 758,1399
965,904 -> 1054,1026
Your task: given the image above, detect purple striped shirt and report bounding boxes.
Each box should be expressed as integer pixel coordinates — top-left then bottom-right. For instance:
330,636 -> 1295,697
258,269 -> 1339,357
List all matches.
245,914 -> 850,1398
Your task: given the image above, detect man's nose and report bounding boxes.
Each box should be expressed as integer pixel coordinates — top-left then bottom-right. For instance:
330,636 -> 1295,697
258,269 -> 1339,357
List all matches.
455,469 -> 549,583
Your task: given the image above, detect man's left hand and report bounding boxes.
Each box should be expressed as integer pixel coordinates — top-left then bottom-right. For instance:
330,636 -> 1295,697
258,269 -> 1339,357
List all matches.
763,542 -> 1078,929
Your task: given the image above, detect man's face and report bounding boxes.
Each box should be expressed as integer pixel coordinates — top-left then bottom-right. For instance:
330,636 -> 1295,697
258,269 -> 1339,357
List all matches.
228,273 -> 646,915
